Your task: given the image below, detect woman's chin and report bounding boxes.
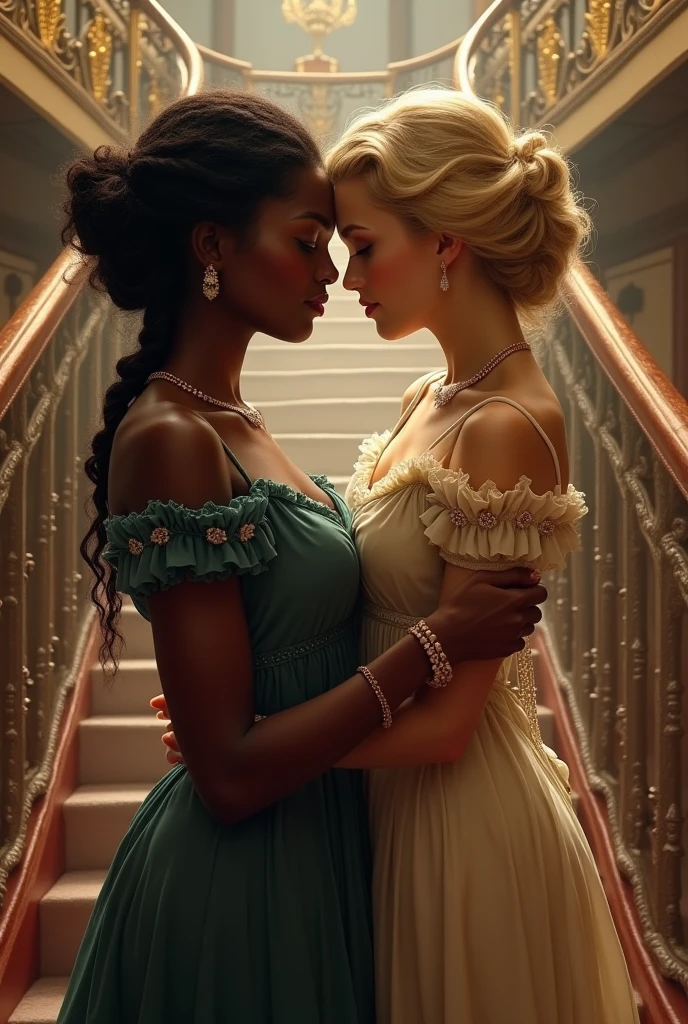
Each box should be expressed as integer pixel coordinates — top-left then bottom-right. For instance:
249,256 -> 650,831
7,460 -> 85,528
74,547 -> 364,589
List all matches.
264,323 -> 314,345
375,320 -> 414,342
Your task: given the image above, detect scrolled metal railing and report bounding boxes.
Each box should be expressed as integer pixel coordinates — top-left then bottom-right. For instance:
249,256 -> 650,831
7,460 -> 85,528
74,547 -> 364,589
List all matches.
198,35 -> 464,146
0,0 -> 202,909
0,0 -> 203,137
458,2 -> 688,994
0,253 -> 114,904
455,0 -> 687,130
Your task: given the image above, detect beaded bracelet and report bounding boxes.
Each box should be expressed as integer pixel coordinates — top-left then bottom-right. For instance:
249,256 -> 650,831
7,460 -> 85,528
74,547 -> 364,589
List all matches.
407,619 -> 453,689
358,665 -> 393,729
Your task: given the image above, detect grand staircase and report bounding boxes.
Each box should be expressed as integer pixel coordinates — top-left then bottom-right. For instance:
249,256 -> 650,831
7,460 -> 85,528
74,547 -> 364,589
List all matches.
8,239 -> 563,1022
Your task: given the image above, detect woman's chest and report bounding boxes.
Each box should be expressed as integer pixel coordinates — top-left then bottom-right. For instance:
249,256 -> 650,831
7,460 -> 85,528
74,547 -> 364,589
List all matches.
352,484 -> 445,615
242,496 -> 360,650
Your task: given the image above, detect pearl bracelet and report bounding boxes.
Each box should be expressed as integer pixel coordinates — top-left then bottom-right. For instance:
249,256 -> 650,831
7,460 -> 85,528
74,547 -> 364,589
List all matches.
358,665 -> 393,729
407,619 -> 453,688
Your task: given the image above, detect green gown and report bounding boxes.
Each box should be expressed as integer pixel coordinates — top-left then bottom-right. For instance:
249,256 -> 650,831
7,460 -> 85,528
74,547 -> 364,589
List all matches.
58,444 -> 375,1024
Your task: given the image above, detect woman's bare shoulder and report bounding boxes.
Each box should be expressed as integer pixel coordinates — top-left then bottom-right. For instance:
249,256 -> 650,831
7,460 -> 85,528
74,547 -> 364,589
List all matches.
109,401 -> 233,515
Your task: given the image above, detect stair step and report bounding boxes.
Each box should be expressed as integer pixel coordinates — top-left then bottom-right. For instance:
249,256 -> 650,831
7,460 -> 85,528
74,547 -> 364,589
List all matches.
244,342 -> 441,371
260,396 -> 398,434
91,659 -> 159,715
64,783 -> 152,870
40,870 -> 106,976
79,716 -> 169,785
274,433 -> 363,478
327,294 -> 364,316
251,319 -> 436,346
119,603 -> 153,659
8,977 -> 69,1024
244,366 -> 435,402
18,703 -> 569,1018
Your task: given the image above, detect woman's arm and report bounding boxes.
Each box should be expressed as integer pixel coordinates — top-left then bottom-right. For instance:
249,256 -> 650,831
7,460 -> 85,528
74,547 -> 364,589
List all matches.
336,564 -> 506,768
123,409 -> 546,825
338,400 -> 566,769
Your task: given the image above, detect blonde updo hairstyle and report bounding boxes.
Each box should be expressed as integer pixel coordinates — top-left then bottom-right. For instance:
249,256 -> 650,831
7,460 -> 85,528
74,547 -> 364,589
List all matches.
326,89 -> 590,319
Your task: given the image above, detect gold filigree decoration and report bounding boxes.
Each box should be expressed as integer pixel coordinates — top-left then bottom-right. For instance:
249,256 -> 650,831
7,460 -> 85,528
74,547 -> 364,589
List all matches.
282,0 -> 357,70
537,17 -> 563,105
87,12 -> 113,103
36,0 -> 63,50
585,0 -> 612,56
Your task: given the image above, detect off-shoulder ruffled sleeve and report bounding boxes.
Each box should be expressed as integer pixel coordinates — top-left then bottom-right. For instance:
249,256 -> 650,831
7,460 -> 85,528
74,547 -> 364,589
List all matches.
420,468 -> 587,573
104,486 -> 277,604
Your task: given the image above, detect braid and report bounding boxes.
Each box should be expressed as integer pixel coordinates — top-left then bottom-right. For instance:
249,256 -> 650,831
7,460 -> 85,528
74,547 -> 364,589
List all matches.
81,294 -> 178,670
63,90 -> 322,671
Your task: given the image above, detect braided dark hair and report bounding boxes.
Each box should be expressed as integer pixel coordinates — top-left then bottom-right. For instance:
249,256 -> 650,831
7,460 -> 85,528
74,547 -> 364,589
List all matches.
63,90 -> 321,669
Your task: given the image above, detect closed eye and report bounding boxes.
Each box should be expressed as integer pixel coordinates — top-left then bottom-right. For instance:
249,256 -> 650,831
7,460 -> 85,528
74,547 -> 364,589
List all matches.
353,244 -> 372,257
298,240 -> 317,252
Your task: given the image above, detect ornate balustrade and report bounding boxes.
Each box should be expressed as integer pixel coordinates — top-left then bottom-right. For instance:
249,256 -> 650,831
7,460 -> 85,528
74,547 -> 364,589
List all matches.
0,254 -> 112,905
457,0 -> 687,130
0,0 -> 201,909
459,5 -> 688,999
541,271 -> 688,994
0,0 -> 202,138
199,36 -> 462,145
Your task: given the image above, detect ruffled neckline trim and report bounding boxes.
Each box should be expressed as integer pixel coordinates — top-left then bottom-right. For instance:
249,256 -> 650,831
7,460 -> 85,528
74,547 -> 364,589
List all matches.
253,474 -> 342,524
347,431 -> 437,509
107,474 -> 341,528
347,430 -> 584,510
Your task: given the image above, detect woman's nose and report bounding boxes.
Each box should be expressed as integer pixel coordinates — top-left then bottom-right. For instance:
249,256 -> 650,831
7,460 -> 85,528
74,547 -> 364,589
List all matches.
319,254 -> 339,286
343,262 -> 362,292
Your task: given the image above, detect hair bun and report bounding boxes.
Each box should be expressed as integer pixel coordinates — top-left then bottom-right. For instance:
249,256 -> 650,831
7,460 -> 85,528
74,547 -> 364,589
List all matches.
510,131 -> 566,202
511,132 -> 548,165
63,145 -> 159,310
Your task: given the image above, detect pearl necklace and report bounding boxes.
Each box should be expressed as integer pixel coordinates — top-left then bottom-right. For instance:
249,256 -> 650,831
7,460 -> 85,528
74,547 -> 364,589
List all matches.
433,342 -> 531,408
146,372 -> 264,429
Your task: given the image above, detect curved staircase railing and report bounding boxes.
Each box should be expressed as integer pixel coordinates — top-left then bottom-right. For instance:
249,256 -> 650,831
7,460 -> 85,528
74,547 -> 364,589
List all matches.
198,35 -> 462,144
457,3 -> 688,1012
0,0 -> 202,909
0,0 -> 203,143
3,9 -> 688,1014
454,0 -> 688,140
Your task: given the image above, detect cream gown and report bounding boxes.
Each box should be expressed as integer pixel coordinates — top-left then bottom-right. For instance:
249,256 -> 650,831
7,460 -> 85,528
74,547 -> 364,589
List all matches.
347,376 -> 639,1024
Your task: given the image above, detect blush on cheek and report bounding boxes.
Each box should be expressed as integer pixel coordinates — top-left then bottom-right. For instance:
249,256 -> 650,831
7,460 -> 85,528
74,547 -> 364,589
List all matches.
368,256 -> 415,311
256,244 -> 310,292
368,247 -> 416,298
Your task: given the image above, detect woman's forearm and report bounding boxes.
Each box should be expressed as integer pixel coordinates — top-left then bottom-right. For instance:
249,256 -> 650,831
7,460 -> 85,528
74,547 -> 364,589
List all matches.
336,658 -> 503,768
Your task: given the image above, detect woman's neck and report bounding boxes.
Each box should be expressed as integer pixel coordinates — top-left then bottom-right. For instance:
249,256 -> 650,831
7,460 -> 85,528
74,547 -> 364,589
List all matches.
429,259 -> 526,386
163,295 -> 253,404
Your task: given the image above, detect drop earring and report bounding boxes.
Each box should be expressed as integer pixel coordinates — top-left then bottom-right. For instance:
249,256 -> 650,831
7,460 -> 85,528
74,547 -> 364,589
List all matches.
202,264 -> 219,301
440,261 -> 449,292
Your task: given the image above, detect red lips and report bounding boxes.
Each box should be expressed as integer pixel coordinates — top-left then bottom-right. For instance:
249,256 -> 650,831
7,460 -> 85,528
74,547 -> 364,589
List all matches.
359,298 -> 379,317
305,293 -> 328,317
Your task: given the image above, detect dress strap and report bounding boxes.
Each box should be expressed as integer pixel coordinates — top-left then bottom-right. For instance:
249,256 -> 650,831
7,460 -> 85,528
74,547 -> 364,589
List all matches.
220,441 -> 253,488
428,396 -> 562,489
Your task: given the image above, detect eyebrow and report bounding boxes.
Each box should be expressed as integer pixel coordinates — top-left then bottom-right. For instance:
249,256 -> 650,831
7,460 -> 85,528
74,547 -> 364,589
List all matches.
292,211 -> 333,229
338,224 -> 369,238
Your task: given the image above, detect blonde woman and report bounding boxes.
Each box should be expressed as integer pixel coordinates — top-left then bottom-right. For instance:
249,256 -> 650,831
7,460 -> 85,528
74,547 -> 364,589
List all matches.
157,90 -> 639,1023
